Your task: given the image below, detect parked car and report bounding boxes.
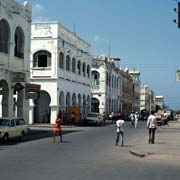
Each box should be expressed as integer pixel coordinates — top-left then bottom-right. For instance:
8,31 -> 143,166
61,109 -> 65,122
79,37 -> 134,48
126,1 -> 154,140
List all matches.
84,113 -> 102,126
0,117 -> 29,143
156,115 -> 165,126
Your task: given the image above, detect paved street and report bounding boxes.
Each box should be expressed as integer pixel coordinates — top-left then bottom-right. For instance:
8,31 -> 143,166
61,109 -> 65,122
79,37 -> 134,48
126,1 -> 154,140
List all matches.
0,121 -> 180,180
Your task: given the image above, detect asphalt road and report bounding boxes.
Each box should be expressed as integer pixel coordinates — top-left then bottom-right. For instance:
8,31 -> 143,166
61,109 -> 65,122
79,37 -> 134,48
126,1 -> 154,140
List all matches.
0,121 -> 180,180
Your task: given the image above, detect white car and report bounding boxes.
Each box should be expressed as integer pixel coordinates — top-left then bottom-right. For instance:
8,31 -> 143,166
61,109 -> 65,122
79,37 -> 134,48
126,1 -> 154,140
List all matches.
0,117 -> 29,143
85,113 -> 102,126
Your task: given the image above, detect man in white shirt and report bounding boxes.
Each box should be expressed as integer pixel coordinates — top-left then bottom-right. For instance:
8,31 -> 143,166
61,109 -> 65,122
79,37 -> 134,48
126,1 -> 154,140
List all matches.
147,111 -> 157,144
115,117 -> 125,146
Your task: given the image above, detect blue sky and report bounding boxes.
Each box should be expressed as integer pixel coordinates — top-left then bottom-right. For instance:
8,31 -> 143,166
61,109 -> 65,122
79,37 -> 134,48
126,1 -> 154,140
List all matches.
18,0 -> 180,110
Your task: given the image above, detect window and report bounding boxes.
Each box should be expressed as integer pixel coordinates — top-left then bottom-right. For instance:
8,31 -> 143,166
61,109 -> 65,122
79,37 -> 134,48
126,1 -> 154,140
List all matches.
10,120 -> 15,127
87,65 -> 90,78
33,50 -> 51,68
14,26 -> 24,59
92,71 -> 100,85
77,60 -> 81,75
66,55 -> 70,71
72,58 -> 76,73
59,52 -> 64,69
82,62 -> 86,77
16,118 -> 25,126
0,19 -> 10,54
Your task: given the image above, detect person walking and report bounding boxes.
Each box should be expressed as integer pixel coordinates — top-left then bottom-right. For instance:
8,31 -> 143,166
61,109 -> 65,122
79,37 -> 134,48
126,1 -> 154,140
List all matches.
115,116 -> 125,147
129,111 -> 135,128
134,112 -> 139,128
147,111 -> 157,144
52,114 -> 62,143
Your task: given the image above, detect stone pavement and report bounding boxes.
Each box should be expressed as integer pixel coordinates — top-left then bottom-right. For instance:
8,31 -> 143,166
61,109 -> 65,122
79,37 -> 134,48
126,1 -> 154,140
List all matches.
129,120 -> 180,162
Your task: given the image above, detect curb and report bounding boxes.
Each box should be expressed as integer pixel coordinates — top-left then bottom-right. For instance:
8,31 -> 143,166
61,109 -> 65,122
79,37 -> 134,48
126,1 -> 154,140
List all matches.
129,150 -> 147,158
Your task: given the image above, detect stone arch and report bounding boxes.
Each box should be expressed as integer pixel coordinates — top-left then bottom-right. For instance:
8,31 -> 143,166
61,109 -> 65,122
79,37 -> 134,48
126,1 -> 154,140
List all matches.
33,90 -> 51,123
0,19 -> 10,54
66,92 -> 71,106
91,97 -> 99,113
72,93 -> 77,106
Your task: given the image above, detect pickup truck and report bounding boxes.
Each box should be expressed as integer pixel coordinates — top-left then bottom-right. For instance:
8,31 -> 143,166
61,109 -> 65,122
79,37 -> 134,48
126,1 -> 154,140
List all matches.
0,117 -> 28,143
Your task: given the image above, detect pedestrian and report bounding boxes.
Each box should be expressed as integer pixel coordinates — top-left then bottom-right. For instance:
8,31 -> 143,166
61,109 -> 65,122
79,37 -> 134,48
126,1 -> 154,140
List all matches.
134,112 -> 139,128
147,111 -> 157,144
129,111 -> 135,128
52,114 -> 62,143
109,112 -> 112,121
164,111 -> 169,126
115,115 -> 125,147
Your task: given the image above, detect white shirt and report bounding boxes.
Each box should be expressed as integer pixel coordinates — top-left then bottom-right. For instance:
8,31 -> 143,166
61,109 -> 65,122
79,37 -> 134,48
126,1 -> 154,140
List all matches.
147,115 -> 157,128
116,119 -> 124,132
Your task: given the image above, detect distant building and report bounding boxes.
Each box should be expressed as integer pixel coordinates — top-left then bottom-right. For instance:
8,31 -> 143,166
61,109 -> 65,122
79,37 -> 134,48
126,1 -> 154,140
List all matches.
155,96 -> 164,109
121,69 -> 133,116
140,85 -> 155,113
91,55 -> 122,118
30,22 -> 91,124
0,0 -> 32,121
129,70 -> 141,113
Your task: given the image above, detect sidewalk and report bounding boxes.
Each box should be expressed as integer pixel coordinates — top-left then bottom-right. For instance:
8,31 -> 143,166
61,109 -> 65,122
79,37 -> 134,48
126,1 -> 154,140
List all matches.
129,121 -> 180,161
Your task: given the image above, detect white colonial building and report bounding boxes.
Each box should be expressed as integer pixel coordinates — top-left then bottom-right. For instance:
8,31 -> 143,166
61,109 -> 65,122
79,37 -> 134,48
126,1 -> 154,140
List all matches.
140,84 -> 155,113
30,22 -> 91,124
0,0 -> 31,121
91,55 -> 122,118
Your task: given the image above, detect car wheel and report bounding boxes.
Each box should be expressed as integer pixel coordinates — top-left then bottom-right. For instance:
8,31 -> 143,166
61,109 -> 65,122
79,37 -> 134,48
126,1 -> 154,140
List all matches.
3,134 -> 9,143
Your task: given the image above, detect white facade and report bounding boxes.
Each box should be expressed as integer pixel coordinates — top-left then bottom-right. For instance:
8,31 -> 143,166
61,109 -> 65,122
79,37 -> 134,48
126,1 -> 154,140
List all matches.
0,0 -> 31,121
140,84 -> 155,112
91,55 -> 122,118
30,22 -> 91,124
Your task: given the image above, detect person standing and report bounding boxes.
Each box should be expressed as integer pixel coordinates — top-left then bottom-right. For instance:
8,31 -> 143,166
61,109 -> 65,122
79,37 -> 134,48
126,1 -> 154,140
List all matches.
129,111 -> 135,128
52,114 -> 62,143
134,112 -> 139,128
115,116 -> 125,147
147,111 -> 157,144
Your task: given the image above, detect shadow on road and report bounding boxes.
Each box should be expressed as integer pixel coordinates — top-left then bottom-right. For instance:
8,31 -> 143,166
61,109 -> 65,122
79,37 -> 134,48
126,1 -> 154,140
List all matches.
0,129 -> 82,147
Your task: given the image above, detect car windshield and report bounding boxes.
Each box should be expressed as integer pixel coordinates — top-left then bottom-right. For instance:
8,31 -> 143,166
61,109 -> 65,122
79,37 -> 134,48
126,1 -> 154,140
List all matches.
0,119 -> 10,126
87,114 -> 97,117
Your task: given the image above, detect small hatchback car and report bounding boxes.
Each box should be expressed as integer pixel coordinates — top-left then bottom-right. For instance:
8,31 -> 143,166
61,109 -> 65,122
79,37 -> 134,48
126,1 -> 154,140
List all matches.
0,117 -> 28,143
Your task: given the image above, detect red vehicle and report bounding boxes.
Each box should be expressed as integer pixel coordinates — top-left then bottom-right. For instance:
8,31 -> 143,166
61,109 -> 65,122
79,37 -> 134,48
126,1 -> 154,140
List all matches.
156,115 -> 164,126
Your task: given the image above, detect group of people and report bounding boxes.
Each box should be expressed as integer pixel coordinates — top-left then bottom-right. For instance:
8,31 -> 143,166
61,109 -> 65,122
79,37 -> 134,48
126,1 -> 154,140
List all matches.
129,111 -> 139,128
52,110 -> 158,146
115,110 -> 158,146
